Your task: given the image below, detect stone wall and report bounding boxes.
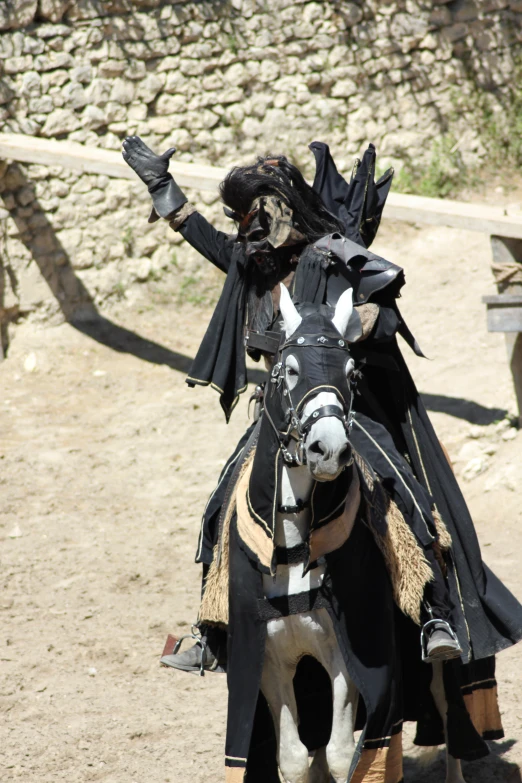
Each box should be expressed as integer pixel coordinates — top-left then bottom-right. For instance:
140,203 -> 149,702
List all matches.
0,0 -> 521,330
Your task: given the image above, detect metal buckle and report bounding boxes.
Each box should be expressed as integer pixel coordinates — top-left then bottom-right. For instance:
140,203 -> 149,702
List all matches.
296,441 -> 306,466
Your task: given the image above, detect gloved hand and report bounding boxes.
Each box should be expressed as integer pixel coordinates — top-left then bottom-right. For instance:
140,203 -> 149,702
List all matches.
122,135 -> 187,222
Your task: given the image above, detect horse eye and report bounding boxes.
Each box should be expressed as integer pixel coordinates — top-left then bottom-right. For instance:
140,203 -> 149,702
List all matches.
287,367 -> 298,376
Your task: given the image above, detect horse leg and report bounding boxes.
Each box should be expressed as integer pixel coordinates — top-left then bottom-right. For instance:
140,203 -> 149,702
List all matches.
314,615 -> 358,783
261,658 -> 310,783
325,656 -> 358,783
309,747 -> 330,783
430,662 -> 466,783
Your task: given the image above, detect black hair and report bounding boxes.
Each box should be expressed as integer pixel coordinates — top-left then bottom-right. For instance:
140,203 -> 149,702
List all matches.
219,155 -> 343,241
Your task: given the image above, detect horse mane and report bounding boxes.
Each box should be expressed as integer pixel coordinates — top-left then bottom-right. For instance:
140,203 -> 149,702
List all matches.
219,155 -> 343,242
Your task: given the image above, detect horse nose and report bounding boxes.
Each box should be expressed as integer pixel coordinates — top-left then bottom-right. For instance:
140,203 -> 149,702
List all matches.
338,443 -> 352,466
309,440 -> 331,459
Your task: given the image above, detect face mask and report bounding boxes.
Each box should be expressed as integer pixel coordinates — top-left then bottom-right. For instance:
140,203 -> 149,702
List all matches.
238,196 -> 306,272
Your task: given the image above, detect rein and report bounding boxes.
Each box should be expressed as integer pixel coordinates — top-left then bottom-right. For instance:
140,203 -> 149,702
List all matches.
266,332 -> 356,467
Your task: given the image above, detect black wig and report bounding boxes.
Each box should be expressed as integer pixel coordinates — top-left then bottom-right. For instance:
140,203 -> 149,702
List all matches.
219,155 -> 343,241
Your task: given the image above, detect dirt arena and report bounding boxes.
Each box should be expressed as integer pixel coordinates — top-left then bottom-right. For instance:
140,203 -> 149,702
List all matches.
1,217 -> 522,782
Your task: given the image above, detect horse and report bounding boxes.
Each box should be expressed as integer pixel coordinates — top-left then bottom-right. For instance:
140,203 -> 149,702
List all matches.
253,284 -> 466,783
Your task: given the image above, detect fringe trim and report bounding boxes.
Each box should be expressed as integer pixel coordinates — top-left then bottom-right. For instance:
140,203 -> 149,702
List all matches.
199,450 -> 256,626
368,483 -> 434,626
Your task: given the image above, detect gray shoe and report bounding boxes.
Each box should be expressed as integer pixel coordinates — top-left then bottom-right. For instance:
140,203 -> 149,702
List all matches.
422,620 -> 463,663
160,634 -> 225,675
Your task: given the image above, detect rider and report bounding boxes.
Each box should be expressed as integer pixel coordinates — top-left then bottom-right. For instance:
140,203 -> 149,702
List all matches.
121,135 -> 520,677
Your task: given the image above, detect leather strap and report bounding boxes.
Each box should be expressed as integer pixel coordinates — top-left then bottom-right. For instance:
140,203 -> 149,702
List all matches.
245,329 -> 282,355
277,498 -> 310,514
301,404 -> 347,434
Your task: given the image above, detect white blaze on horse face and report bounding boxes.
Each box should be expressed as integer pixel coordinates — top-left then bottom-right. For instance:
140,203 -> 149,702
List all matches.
332,287 -> 354,336
303,392 -> 350,481
279,283 -> 302,338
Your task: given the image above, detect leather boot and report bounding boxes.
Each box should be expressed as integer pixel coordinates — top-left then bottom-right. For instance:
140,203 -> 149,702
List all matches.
161,630 -> 226,675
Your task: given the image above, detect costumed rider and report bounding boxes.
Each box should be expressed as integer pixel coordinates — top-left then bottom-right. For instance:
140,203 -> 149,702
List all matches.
122,135 -> 468,671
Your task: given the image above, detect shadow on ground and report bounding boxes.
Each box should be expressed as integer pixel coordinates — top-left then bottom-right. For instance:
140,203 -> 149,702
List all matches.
420,393 -> 508,425
73,314 -> 266,384
0,162 -> 267,384
404,739 -> 520,782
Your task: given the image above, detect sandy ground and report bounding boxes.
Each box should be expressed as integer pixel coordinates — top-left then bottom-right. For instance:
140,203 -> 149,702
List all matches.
1,218 -> 522,782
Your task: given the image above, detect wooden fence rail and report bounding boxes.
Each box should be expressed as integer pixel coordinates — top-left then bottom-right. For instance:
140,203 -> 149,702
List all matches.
0,132 -> 521,422
1,132 -> 522,239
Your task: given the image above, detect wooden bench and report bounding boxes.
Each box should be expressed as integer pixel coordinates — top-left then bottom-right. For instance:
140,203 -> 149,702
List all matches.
0,132 -> 521,421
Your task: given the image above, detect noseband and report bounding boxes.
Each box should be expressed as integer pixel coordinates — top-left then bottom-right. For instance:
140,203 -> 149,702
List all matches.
265,332 -> 356,467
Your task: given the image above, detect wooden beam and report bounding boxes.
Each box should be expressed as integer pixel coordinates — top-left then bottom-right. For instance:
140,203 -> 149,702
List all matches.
0,132 -> 228,191
385,192 -> 522,240
482,295 -> 522,332
1,132 -> 522,238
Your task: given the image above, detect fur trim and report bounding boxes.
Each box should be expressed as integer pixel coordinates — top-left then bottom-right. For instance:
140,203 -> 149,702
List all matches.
367,482 -> 434,626
432,507 -> 452,551
431,507 -> 452,578
168,201 -> 197,230
199,451 -> 256,626
354,302 -> 380,341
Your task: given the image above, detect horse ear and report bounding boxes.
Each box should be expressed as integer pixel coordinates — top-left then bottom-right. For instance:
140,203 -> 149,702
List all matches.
332,288 -> 354,336
279,283 -> 302,337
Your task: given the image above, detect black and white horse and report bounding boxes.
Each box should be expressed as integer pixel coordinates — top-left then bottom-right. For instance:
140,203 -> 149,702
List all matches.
257,285 -> 464,783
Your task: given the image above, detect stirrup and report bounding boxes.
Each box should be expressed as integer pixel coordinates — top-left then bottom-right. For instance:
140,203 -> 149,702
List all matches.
420,618 -> 461,663
172,632 -> 207,677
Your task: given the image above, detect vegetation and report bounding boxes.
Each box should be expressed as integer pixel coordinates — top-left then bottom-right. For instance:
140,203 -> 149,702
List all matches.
121,227 -> 134,255
111,281 -> 127,300
392,56 -> 522,200
391,134 -> 469,200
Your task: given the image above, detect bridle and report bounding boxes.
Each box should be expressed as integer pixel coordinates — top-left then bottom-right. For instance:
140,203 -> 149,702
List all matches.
264,331 -> 356,468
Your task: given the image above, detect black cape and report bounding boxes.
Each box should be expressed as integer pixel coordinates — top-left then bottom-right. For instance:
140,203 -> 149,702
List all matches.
184,141 -> 396,419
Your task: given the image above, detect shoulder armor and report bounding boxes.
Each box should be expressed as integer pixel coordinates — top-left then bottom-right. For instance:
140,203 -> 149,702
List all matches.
314,233 -> 404,305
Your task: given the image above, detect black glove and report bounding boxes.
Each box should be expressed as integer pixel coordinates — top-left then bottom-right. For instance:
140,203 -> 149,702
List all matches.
122,136 -> 187,223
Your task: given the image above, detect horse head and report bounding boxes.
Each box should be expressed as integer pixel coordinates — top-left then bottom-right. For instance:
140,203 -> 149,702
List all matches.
266,284 -> 356,482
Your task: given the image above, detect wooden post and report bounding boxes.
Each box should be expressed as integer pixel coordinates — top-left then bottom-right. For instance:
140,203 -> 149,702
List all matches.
489,236 -> 522,426
0,249 -> 6,362
507,333 -> 522,427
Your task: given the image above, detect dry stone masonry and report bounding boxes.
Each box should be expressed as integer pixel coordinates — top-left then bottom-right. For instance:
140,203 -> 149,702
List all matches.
0,0 -> 521,324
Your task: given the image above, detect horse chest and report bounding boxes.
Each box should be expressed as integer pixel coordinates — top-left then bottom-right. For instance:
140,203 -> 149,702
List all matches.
263,509 -> 326,599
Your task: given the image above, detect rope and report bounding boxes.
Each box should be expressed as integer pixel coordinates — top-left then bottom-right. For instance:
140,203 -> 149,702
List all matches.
491,262 -> 522,285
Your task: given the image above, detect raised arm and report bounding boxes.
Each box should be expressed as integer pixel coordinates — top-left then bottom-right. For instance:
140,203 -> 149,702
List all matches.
174,211 -> 235,274
122,136 -> 235,273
